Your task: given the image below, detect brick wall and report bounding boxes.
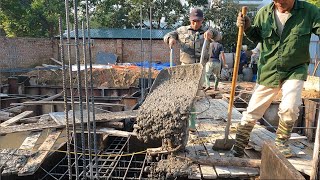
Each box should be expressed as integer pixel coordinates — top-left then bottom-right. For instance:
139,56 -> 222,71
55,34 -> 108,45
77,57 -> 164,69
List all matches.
0,37 -> 181,69
0,37 -> 54,69
62,39 -> 181,65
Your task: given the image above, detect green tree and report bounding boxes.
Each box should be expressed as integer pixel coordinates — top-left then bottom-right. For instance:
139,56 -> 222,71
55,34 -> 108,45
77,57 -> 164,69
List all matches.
0,0 -> 66,37
91,0 -> 185,29
307,0 -> 320,7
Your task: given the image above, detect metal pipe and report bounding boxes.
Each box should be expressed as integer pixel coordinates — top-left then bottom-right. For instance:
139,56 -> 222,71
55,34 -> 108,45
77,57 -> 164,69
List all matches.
82,20 -> 93,179
64,0 -> 80,178
73,0 -> 87,176
85,0 -> 99,178
59,16 -> 72,180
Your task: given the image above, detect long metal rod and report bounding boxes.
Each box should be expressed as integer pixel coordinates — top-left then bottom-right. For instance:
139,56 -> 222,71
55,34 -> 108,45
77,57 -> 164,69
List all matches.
73,0 -> 87,176
82,21 -> 93,179
64,0 -> 80,178
140,6 -> 145,101
85,0 -> 99,178
148,5 -> 152,89
59,16 -> 72,180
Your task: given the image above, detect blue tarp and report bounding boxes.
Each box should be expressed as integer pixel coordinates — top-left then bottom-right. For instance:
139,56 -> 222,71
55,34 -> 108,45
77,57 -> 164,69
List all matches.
134,61 -> 175,71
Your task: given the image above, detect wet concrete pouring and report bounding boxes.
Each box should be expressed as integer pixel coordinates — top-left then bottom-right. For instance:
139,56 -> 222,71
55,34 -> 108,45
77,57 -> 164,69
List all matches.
136,64 -> 203,149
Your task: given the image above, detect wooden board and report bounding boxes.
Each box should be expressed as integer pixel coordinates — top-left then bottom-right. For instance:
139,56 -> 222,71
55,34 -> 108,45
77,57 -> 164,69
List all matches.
49,110 -> 138,125
0,111 -> 33,127
12,101 -> 125,107
0,110 -> 137,135
18,129 -> 62,176
19,131 -> 42,150
193,110 -> 259,179
260,142 -> 305,180
0,121 -> 63,135
1,131 -> 42,175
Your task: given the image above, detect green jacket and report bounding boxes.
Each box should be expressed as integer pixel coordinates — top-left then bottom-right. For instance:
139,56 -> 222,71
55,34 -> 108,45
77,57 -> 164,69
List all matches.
163,25 -> 218,64
245,0 -> 320,87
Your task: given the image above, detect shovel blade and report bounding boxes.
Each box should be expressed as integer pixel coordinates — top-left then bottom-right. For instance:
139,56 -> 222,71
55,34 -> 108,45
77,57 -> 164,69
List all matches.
212,138 -> 235,151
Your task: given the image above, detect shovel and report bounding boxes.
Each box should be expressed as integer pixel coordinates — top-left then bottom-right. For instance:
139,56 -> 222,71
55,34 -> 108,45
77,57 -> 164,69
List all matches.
213,6 -> 248,150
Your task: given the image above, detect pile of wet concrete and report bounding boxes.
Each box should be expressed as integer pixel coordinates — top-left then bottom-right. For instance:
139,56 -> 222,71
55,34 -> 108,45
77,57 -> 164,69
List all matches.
136,64 -> 203,149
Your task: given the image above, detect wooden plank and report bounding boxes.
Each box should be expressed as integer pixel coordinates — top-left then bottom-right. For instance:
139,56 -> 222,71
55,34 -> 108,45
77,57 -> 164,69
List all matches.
303,99 -> 318,141
50,58 -> 63,65
0,121 -> 63,135
1,132 -> 42,175
185,137 -> 201,179
49,110 -> 138,125
194,98 -> 242,122
260,141 -> 305,180
19,131 -> 42,150
12,101 -> 125,107
18,129 -> 62,176
0,111 -> 33,127
97,128 -> 137,137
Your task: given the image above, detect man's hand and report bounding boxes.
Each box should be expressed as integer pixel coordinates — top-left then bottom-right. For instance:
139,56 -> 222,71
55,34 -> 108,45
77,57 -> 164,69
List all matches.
204,30 -> 212,40
236,12 -> 251,30
224,64 -> 228,68
168,38 -> 176,49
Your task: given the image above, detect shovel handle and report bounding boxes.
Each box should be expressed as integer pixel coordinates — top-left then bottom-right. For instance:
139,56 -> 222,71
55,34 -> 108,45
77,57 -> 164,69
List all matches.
224,6 -> 248,142
200,39 -> 209,65
170,48 -> 174,67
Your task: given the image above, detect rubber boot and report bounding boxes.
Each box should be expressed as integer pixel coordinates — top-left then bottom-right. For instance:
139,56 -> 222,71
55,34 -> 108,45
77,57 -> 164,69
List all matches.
230,123 -> 254,157
275,120 -> 294,158
214,76 -> 219,91
189,107 -> 196,132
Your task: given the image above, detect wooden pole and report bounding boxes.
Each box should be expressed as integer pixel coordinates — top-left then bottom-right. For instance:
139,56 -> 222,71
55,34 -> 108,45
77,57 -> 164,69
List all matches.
311,113 -> 320,180
182,156 -> 261,168
225,6 -> 248,142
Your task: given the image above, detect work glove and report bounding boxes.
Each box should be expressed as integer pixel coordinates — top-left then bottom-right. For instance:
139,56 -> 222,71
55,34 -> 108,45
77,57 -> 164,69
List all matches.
236,12 -> 251,30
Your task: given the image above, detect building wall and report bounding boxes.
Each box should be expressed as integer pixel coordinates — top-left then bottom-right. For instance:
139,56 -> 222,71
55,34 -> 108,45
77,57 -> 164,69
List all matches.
0,37 -> 181,70
0,37 -> 55,69
83,39 -> 180,64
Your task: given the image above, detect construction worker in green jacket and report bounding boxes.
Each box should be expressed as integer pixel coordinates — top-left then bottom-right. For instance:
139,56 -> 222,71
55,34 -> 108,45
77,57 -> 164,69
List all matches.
231,0 -> 320,158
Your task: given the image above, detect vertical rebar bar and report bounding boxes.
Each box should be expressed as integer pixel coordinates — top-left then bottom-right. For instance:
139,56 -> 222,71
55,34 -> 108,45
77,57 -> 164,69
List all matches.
148,5 -> 152,89
85,0 -> 99,178
64,0 -> 80,178
82,21 -> 93,179
140,6 -> 145,102
73,0 -> 87,177
59,16 -> 72,180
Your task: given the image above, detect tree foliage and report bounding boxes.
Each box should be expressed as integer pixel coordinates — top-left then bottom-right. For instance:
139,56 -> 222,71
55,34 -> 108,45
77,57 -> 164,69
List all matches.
91,0 -> 185,29
0,0 -> 65,37
307,0 -> 320,7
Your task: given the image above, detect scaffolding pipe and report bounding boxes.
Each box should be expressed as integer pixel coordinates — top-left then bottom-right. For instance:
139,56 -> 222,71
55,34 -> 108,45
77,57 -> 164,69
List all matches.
64,0 -> 80,178
85,1 -> 99,178
59,16 -> 72,180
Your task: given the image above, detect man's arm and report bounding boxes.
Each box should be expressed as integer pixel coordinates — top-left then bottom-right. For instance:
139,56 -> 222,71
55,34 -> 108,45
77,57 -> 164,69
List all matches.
163,30 -> 178,44
221,51 -> 227,68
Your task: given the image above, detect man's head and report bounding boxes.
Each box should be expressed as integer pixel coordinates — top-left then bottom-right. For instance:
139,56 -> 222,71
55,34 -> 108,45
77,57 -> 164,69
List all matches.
273,0 -> 295,13
189,8 -> 204,30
